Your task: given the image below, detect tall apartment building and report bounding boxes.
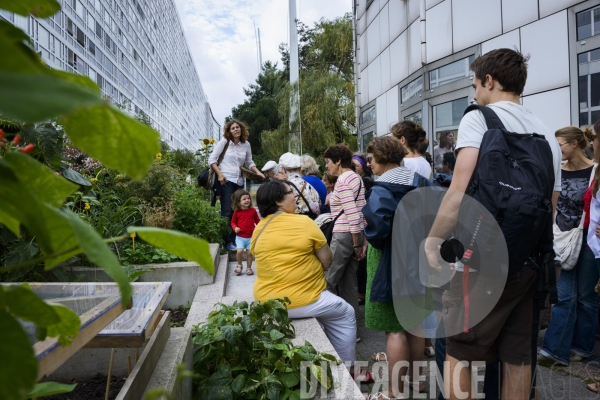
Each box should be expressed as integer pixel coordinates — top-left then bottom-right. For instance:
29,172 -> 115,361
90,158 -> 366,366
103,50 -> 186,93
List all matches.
0,0 -> 220,150
354,0 -> 600,159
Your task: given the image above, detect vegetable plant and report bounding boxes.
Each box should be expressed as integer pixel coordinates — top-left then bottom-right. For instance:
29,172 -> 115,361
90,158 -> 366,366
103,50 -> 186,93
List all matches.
192,298 -> 338,400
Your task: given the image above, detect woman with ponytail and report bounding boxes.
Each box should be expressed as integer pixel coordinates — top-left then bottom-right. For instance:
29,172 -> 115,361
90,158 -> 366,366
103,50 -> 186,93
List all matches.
391,120 -> 432,179
539,125 -> 598,368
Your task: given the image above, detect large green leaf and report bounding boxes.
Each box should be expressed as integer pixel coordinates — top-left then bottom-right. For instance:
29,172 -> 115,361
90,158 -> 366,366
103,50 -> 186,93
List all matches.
0,0 -> 60,18
4,152 -> 78,207
0,72 -> 103,122
0,20 -> 41,74
46,304 -> 81,346
0,285 -> 60,327
64,104 -> 160,180
61,167 -> 92,186
128,227 -> 214,274
0,309 -> 37,400
62,211 -> 132,306
28,382 -> 77,397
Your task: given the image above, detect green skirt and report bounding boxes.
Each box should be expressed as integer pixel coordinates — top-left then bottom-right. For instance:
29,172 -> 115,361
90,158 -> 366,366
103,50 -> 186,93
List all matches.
364,244 -> 405,333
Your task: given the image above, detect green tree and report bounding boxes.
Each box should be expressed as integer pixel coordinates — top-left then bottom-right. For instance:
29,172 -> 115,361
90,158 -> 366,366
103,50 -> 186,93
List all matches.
261,14 -> 357,161
230,61 -> 285,163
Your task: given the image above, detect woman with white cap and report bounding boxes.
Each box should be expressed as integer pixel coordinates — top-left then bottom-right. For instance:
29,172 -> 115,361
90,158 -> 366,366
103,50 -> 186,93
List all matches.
279,152 -> 321,218
261,160 -> 277,179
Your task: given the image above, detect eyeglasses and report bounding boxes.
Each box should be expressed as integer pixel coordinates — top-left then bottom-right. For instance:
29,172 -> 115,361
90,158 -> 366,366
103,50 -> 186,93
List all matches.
366,155 -> 373,163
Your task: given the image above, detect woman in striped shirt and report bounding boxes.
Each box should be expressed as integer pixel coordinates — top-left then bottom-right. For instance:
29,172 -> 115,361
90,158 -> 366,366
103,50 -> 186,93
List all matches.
323,144 -> 366,336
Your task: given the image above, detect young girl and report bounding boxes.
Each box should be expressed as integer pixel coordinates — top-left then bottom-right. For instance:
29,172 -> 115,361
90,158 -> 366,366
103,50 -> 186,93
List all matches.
231,189 -> 260,276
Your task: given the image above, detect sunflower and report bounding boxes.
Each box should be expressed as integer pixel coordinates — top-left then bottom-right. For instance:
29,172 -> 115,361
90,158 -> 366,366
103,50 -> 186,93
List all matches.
156,152 -> 162,160
202,138 -> 211,145
210,138 -> 217,144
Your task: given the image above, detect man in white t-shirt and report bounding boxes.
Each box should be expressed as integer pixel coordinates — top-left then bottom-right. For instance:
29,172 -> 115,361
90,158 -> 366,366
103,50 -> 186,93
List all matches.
425,48 -> 561,400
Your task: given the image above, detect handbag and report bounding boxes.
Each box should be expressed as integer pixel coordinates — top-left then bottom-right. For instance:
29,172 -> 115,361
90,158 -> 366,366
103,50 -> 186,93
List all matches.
319,179 -> 362,244
197,140 -> 230,190
554,164 -> 597,270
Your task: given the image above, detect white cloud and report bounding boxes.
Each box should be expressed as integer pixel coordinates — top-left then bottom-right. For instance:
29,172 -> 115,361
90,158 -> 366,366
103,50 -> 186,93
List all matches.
173,0 -> 351,125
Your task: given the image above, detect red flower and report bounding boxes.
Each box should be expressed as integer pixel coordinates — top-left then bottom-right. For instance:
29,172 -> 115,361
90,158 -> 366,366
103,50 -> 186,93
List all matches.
12,134 -> 21,145
19,144 -> 35,154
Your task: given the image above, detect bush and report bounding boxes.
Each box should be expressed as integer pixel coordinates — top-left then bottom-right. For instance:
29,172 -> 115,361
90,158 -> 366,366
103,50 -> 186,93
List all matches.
114,162 -> 184,207
173,185 -> 228,245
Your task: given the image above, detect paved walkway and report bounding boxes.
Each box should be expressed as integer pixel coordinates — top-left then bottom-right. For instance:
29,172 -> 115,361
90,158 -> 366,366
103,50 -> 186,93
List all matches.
224,257 -> 600,399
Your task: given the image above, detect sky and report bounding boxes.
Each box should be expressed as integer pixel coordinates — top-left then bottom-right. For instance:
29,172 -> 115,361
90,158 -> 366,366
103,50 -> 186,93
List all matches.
172,0 -> 352,126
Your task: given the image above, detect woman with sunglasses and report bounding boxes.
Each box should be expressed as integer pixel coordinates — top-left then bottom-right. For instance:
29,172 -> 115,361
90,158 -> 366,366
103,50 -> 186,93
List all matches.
539,125 -> 597,368
251,180 -> 373,384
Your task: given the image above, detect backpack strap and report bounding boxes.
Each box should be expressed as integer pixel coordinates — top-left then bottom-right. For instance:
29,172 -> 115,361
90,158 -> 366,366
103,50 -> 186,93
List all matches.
288,180 -> 318,219
463,104 -> 507,131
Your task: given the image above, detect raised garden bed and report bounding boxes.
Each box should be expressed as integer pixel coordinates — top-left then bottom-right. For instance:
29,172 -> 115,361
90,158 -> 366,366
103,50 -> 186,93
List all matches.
44,374 -> 126,400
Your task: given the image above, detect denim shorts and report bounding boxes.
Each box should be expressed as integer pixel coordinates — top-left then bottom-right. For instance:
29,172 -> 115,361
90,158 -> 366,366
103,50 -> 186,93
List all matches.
235,236 -> 251,250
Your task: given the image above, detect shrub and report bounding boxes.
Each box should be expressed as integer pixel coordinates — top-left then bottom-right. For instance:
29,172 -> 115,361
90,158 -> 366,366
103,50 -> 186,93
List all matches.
173,185 -> 228,245
114,162 -> 183,207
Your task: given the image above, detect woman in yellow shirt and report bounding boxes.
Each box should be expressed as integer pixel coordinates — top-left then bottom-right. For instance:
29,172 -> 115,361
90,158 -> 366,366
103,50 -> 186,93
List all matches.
252,180 -> 372,383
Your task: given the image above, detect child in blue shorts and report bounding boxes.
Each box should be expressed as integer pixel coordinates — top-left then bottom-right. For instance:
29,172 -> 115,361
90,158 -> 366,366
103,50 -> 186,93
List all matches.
231,190 -> 260,275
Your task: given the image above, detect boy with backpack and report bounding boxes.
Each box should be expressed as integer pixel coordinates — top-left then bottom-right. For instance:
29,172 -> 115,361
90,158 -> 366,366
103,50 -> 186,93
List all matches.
425,48 -> 562,399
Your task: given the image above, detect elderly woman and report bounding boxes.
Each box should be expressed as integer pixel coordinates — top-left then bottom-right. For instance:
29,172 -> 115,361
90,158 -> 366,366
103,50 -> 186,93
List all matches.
362,137 -> 433,399
252,180 -> 372,383
323,144 -> 366,333
209,120 -> 265,250
301,154 -> 328,207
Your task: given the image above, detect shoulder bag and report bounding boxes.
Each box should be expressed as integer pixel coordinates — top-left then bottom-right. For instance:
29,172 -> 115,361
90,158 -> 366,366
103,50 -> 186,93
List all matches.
553,164 -> 597,270
288,180 -> 318,220
197,140 -> 230,190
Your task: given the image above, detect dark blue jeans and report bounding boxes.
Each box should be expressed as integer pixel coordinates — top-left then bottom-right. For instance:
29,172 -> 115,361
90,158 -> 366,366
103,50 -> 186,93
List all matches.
540,244 -> 598,364
218,181 -> 241,245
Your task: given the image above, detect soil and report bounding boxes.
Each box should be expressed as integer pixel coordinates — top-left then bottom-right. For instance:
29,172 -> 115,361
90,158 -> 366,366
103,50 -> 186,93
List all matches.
44,374 -> 126,400
168,305 -> 189,328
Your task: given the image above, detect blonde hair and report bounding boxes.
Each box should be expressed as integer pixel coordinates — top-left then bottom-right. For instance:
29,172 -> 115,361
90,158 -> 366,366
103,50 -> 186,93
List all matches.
301,154 -> 320,176
555,125 -> 594,150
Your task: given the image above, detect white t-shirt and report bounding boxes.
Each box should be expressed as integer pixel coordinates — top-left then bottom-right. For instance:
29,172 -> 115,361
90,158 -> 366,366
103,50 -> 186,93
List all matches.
403,156 -> 432,179
456,101 -> 562,192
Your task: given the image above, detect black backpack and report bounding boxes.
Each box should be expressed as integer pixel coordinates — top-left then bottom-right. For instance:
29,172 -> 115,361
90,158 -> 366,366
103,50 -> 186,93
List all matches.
463,105 -> 555,278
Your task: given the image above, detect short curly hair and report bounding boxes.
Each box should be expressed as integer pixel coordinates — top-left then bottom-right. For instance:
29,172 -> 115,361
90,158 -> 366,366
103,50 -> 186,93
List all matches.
223,120 -> 249,143
323,144 -> 353,168
366,136 -> 406,165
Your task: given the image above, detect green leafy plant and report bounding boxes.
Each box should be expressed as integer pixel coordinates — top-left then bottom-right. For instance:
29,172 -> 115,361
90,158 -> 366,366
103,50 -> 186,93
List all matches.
192,298 -> 338,399
173,185 -> 229,245
119,242 -> 183,266
0,2 -> 214,398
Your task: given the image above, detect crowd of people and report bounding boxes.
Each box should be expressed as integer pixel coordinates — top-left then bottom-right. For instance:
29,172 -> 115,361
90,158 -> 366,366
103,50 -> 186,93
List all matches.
208,48 -> 600,400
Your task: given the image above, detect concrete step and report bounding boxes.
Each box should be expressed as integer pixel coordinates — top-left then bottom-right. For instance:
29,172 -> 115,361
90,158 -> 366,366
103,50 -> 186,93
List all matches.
143,327 -> 192,400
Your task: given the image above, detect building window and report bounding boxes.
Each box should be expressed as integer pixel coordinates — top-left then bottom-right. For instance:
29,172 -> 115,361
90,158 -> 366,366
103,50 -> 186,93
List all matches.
66,17 -> 74,36
433,97 -> 468,144
578,48 -> 600,126
430,56 -> 475,89
362,131 -> 374,150
577,5 -> 600,41
88,40 -> 95,56
76,28 -> 85,47
405,110 -> 423,126
95,21 -> 102,38
362,105 -> 375,124
401,76 -> 423,104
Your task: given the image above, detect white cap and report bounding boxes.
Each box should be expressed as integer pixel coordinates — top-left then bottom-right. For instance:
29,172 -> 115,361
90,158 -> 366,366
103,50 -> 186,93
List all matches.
261,160 -> 277,172
278,152 -> 302,169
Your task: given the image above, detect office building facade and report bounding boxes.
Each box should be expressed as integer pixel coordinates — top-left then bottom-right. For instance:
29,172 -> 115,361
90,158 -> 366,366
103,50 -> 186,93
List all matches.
0,0 -> 219,150
354,0 -> 600,160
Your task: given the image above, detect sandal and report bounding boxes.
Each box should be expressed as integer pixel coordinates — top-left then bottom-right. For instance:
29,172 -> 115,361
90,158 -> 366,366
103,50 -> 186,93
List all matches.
246,267 -> 254,275
424,346 -> 435,357
234,265 -> 243,275
403,376 -> 426,393
350,369 -> 374,384
587,382 -> 599,393
371,352 -> 388,362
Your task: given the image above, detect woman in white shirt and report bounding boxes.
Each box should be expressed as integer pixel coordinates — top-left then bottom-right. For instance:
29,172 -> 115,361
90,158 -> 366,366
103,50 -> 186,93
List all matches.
209,120 -> 264,250
390,120 -> 432,179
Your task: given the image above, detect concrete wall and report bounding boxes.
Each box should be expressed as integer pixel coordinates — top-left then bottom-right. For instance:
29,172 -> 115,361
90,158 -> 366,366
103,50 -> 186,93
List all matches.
355,0 -> 600,150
